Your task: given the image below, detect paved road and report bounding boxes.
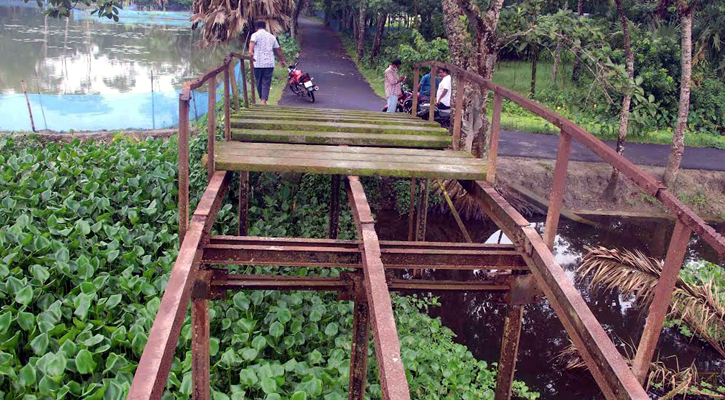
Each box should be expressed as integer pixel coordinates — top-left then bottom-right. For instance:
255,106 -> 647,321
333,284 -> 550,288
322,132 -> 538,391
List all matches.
280,18 -> 725,171
279,17 -> 384,110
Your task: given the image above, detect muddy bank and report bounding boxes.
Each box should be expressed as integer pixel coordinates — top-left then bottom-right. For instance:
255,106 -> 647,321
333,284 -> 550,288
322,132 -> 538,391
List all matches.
497,156 -> 725,222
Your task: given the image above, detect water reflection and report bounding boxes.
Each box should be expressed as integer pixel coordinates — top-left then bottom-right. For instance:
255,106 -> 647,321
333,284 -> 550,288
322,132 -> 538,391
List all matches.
0,4 -> 239,130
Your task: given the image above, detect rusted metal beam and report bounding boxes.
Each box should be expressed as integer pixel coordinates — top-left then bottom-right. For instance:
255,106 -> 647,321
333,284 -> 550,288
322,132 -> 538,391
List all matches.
129,171 -> 232,400
178,96 -> 190,242
411,65 -> 420,116
237,171 -> 249,236
429,66 -> 438,122
345,176 -> 411,400
223,66 -> 231,141
415,179 -> 430,242
229,61 -> 239,112
191,270 -> 212,400
452,74 -> 466,151
206,75 -> 216,181
656,190 -> 725,257
330,175 -> 341,239
543,130 -> 572,250
349,299 -> 370,400
240,58 -> 249,108
434,179 -> 472,243
208,273 -> 510,292
201,236 -> 527,270
494,304 -> 524,400
631,219 -> 692,382
486,93 -> 503,184
460,179 -> 648,400
407,179 -> 416,241
249,61 -> 256,104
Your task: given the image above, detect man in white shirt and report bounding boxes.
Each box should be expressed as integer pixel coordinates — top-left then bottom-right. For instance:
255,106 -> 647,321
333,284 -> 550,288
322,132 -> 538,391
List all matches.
435,67 -> 452,110
249,21 -> 286,105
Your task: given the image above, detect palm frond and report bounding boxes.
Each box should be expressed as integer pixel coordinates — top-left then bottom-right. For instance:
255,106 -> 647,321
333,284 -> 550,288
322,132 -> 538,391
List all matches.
430,180 -> 537,221
578,247 -> 725,358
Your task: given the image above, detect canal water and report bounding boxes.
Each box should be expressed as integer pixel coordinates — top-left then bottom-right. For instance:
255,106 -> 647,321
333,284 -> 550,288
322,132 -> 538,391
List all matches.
0,2 -> 240,131
376,210 -> 725,398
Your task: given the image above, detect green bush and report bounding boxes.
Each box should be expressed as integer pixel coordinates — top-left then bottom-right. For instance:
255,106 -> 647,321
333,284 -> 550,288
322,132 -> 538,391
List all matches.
690,78 -> 725,136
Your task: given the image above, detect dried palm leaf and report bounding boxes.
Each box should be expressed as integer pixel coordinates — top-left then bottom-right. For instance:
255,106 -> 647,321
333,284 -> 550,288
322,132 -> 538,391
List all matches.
192,0 -> 294,46
578,247 -> 725,358
430,179 -> 537,221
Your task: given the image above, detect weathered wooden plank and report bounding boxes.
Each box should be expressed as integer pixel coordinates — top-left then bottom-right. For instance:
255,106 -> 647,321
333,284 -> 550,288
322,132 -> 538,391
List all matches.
213,153 -> 486,179
231,119 -> 448,136
232,129 -> 451,148
233,109 -> 435,122
219,141 -> 470,158
231,113 -> 439,126
217,146 -> 483,166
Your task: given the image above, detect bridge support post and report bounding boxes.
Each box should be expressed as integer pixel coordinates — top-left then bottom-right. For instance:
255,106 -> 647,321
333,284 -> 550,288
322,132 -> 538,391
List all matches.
224,65 -> 231,141
347,273 -> 370,400
191,270 -> 212,400
178,95 -> 190,242
329,175 -> 341,239
249,60 -> 256,104
207,75 -> 217,181
429,65 -> 438,122
543,130 -> 571,249
230,61 -> 239,112
494,304 -> 524,400
452,75 -> 466,151
240,59 -> 249,108
238,171 -> 249,236
407,179 -> 416,241
415,179 -> 429,242
411,65 -> 420,116
486,93 -> 503,183
631,219 -> 692,382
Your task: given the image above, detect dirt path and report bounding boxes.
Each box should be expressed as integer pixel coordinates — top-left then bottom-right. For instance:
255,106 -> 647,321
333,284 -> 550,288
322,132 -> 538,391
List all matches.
279,17 -> 384,110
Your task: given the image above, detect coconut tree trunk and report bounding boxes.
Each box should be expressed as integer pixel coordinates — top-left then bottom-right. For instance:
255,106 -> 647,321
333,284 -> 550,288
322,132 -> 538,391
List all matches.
290,0 -> 305,39
530,45 -> 539,96
356,0 -> 368,62
571,0 -> 584,82
370,12 -> 387,67
664,4 -> 693,188
604,0 -> 635,200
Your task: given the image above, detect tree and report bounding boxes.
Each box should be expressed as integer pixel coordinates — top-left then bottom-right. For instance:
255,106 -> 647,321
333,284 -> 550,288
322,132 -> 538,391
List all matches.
441,0 -> 506,155
356,0 -> 369,62
604,0 -> 636,200
571,0 -> 585,81
370,12 -> 387,66
663,0 -> 698,187
291,0 -> 307,39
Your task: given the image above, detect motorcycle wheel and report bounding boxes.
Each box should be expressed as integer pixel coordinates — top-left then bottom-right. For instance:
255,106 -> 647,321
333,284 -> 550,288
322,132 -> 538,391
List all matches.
289,83 -> 301,95
308,90 -> 315,103
403,99 -> 413,114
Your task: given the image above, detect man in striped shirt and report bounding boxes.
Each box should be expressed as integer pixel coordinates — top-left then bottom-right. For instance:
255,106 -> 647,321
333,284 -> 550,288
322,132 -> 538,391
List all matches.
249,21 -> 287,105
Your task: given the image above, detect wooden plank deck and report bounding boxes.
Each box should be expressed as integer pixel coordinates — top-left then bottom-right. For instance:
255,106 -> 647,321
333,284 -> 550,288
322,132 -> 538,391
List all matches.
231,112 -> 439,126
214,142 -> 486,179
230,119 -> 448,136
231,129 -> 452,148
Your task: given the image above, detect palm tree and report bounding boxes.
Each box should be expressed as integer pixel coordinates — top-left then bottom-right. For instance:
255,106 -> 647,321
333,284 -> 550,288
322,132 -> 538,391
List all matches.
191,0 -> 295,46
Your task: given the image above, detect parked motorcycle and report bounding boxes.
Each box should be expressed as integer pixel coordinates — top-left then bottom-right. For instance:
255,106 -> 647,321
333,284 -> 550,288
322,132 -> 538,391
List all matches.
382,85 -> 417,113
416,102 -> 451,128
287,60 -> 319,103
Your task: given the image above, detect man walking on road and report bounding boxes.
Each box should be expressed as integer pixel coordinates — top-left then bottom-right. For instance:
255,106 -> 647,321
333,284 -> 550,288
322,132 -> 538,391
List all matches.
384,59 -> 405,112
249,21 -> 286,105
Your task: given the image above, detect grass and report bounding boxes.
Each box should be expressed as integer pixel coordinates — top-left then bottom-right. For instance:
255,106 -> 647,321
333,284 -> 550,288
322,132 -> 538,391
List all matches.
267,64 -> 289,106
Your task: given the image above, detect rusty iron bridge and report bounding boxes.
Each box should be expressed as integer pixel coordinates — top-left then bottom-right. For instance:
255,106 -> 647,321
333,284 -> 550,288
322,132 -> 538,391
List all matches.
127,54 -> 725,400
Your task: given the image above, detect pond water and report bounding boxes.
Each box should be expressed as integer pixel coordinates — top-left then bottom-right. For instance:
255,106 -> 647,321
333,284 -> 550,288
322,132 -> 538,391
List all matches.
376,211 -> 725,398
0,3 -> 239,131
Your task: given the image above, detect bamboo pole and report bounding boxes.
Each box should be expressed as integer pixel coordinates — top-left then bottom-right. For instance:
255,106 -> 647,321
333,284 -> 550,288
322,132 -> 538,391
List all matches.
20,80 -> 36,132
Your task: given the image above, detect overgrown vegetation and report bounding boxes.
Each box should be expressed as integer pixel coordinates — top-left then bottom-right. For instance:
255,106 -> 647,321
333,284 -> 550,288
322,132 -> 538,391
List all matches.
0,130 -> 539,399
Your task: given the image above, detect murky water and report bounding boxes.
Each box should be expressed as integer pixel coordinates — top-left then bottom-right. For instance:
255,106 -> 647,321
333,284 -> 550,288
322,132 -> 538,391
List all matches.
0,4 -> 239,130
376,210 -> 725,398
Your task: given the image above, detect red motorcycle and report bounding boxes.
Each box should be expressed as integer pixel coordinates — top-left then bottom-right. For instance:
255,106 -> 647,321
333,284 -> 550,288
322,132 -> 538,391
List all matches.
287,60 -> 319,103
382,85 -> 418,113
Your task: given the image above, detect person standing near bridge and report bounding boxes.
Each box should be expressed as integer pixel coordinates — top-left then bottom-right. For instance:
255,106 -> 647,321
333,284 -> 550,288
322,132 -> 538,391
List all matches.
249,21 -> 286,105
384,59 -> 405,113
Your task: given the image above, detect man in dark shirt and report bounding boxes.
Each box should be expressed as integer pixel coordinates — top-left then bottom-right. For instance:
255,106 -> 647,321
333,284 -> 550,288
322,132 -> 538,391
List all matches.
418,72 -> 440,102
